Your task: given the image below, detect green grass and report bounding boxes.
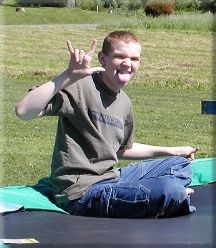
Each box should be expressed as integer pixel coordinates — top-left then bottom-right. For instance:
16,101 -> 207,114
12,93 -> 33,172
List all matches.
110,9 -> 216,32
0,6 -> 112,25
1,23 -> 215,186
1,27 -> 213,89
1,2 -> 215,185
0,2 -> 215,32
2,80 -> 215,185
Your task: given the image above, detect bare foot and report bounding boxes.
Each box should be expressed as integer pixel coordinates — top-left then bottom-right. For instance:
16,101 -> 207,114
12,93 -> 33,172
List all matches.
186,187 -> 194,196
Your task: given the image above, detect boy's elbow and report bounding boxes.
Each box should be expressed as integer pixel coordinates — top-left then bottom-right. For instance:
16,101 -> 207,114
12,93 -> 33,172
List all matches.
15,104 -> 43,120
15,104 -> 30,120
15,104 -> 24,119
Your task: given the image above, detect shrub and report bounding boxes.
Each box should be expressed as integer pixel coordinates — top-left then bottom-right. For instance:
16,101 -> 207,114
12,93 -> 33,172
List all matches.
76,0 -> 94,10
101,0 -> 117,8
201,0 -> 216,13
174,0 -> 202,12
76,0 -> 103,11
115,0 -> 127,8
127,0 -> 142,11
145,1 -> 174,17
92,0 -> 103,10
17,0 -> 67,7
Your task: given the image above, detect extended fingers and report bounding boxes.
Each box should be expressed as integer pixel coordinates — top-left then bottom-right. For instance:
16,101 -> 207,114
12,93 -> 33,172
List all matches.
66,39 -> 100,73
67,40 -> 74,54
73,49 -> 85,63
74,48 -> 79,62
67,40 -> 86,63
78,50 -> 85,64
67,38 -> 97,60
87,39 -> 97,57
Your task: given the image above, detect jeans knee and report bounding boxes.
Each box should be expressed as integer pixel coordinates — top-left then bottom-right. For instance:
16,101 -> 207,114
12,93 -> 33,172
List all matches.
170,155 -> 190,164
162,183 -> 186,203
168,156 -> 192,185
150,179 -> 187,208
153,180 -> 189,217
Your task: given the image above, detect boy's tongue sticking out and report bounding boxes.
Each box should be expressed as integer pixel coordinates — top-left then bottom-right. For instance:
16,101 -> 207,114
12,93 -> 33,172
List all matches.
117,70 -> 132,83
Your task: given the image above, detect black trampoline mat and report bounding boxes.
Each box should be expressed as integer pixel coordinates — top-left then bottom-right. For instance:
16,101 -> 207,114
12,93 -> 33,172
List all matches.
1,183 -> 215,247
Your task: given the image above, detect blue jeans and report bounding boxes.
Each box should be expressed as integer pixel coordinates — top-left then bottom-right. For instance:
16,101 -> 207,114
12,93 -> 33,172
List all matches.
63,156 -> 196,218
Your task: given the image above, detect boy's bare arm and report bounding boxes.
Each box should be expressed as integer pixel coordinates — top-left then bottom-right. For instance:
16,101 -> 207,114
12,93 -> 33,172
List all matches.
15,39 -> 104,120
119,143 -> 199,160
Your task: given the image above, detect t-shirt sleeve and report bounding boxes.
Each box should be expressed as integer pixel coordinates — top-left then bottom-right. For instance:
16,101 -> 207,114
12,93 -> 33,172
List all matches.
44,91 -> 68,116
28,85 -> 78,117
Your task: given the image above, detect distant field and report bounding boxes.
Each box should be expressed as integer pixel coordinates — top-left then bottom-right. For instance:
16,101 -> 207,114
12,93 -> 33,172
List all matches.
1,26 -> 213,88
0,2 -> 215,32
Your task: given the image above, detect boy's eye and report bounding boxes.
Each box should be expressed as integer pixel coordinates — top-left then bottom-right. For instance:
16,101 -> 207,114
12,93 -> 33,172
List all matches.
131,57 -> 140,62
115,55 -> 141,62
115,55 -> 125,60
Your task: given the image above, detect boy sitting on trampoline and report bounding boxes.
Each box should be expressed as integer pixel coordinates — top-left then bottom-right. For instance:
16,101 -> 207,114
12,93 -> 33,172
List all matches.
15,31 -> 198,218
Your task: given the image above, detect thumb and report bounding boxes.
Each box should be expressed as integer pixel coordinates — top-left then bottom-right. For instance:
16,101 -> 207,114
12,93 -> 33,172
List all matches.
188,147 -> 199,160
193,147 -> 200,153
90,67 -> 105,74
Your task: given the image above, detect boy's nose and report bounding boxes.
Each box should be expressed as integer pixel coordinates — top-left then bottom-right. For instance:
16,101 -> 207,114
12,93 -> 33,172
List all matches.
122,58 -> 132,66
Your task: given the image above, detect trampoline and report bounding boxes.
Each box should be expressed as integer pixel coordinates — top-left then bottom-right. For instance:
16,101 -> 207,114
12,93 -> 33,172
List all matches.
1,157 -> 215,247
0,183 -> 215,247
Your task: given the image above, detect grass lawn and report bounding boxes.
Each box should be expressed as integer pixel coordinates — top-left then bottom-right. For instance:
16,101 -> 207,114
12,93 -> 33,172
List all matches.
0,8 -> 215,186
0,2 -> 215,32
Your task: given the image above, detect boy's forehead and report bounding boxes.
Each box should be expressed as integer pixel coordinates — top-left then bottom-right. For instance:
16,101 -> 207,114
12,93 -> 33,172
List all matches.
110,40 -> 141,53
111,40 -> 140,47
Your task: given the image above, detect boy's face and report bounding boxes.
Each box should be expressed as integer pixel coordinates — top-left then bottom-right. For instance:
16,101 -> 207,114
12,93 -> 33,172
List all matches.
99,40 -> 141,92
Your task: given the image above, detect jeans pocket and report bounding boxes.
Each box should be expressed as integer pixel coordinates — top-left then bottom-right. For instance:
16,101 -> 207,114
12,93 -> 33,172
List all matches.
108,183 -> 150,218
112,182 -> 150,202
72,184 -> 112,217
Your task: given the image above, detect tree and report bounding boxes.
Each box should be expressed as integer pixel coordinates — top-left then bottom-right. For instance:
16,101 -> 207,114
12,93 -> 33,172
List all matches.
127,0 -> 142,11
201,0 -> 216,13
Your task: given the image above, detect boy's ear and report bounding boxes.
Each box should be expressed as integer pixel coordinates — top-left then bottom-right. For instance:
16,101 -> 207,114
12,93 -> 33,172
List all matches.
98,51 -> 105,66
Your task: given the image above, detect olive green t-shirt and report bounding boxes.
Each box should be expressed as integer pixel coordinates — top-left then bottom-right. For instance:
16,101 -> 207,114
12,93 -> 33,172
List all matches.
44,73 -> 134,205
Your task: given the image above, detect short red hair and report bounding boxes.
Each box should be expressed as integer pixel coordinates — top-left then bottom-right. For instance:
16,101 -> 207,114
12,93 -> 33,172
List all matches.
102,31 -> 140,55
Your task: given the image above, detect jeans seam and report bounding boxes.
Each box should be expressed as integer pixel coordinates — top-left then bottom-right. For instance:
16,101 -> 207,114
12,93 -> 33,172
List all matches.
143,157 -> 190,179
106,185 -> 112,217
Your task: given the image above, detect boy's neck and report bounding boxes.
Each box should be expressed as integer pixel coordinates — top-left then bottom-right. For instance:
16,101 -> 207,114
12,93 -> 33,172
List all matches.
98,72 -> 121,94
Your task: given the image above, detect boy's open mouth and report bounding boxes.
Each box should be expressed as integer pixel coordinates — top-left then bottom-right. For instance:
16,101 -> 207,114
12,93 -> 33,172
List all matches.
117,70 -> 132,82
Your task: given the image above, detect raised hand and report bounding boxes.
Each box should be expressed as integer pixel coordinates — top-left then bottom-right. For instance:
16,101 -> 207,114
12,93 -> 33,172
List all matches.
66,39 -> 105,78
15,39 -> 106,121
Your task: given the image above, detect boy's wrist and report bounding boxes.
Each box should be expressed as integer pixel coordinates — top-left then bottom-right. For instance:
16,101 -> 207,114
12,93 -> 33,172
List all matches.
53,69 -> 78,91
65,68 -> 85,83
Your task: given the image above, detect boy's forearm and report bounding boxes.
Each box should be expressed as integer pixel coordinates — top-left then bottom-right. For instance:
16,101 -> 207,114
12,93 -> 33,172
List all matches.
15,70 -> 76,120
120,143 -> 173,160
121,143 -> 198,160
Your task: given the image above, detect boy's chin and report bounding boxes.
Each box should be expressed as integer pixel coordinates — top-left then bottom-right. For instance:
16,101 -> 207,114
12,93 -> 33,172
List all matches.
117,80 -> 129,88
115,75 -> 132,85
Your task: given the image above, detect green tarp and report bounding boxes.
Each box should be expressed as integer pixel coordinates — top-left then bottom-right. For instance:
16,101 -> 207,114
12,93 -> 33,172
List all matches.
0,157 -> 215,214
0,186 -> 67,214
191,157 -> 216,186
